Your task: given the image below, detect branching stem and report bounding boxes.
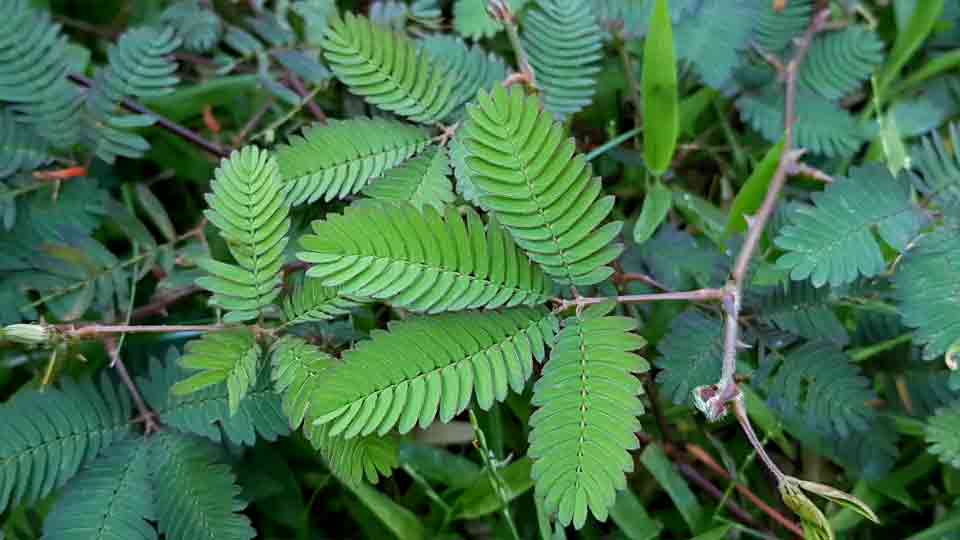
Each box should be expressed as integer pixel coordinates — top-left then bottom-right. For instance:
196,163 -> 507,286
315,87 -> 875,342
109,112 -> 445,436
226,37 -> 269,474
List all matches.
104,336 -> 160,435
712,8 -> 831,413
491,0 -> 537,91
286,72 -> 327,123
67,73 -> 228,159
639,433 -> 801,538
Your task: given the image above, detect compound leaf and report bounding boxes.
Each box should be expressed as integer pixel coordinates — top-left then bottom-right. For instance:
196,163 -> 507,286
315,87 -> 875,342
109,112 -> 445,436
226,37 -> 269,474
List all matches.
41,439 -> 155,540
926,403 -> 960,469
196,146 -> 289,323
277,119 -> 431,206
775,164 -> 925,287
172,329 -> 262,416
361,147 -> 455,211
140,350 -> 289,446
306,307 -> 557,437
895,228 -> 960,360
0,374 -> 131,513
152,434 -> 256,540
529,301 -> 649,529
656,309 -> 723,405
323,12 -> 458,123
523,0 -> 603,118
461,85 -> 624,285
298,202 -> 554,313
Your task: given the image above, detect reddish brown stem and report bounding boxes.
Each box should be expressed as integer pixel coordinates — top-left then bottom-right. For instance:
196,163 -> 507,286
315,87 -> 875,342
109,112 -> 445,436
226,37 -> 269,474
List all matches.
63,324 -> 222,339
687,443 -> 804,538
616,272 -> 672,291
714,8 -> 831,410
787,161 -> 834,183
67,74 -> 229,159
104,337 -> 160,435
490,0 -> 537,90
557,288 -> 724,311
639,434 -> 803,538
675,462 -> 765,532
733,399 -> 785,484
130,285 -> 203,321
233,98 -> 276,148
286,73 -> 327,124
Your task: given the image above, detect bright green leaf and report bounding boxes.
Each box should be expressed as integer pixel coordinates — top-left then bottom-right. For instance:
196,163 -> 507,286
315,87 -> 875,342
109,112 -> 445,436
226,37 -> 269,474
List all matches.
725,139 -> 784,236
641,0 -> 679,176
633,181 -> 672,244
454,457 -> 534,520
640,444 -> 705,533
609,489 -> 664,540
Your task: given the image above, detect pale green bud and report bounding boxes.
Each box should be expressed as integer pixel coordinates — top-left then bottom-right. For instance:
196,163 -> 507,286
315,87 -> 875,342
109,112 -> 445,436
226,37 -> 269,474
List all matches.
2,324 -> 52,345
779,476 -> 833,540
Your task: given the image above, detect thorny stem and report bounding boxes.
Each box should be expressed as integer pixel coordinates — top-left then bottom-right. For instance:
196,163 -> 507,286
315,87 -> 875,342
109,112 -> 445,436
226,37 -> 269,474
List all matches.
130,285 -> 204,320
615,271 -> 672,291
490,0 -> 537,91
60,324 -> 224,339
434,122 -> 460,146
21,219 -> 207,313
711,8 -> 831,413
104,336 -> 160,435
556,288 -> 724,311
131,260 -> 308,322
233,97 -> 276,147
253,85 -> 323,141
733,398 -> 784,483
286,72 -> 327,124
67,74 -> 229,159
787,160 -> 834,183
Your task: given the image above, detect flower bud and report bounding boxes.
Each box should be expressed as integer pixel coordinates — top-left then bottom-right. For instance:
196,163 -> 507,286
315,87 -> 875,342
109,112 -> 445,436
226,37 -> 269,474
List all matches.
779,476 -> 834,540
947,340 -> 959,371
2,324 -> 52,345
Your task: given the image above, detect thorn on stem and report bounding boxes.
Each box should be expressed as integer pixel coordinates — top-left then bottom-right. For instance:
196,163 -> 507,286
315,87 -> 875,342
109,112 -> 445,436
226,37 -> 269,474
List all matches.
570,286 -> 586,317
486,0 -> 514,24
133,411 -> 161,436
503,72 -> 532,89
434,122 -> 460,146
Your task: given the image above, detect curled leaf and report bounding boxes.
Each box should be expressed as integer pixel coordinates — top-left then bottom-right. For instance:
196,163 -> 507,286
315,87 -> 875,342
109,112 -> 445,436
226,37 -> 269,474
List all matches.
795,479 -> 880,524
779,477 -> 834,540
